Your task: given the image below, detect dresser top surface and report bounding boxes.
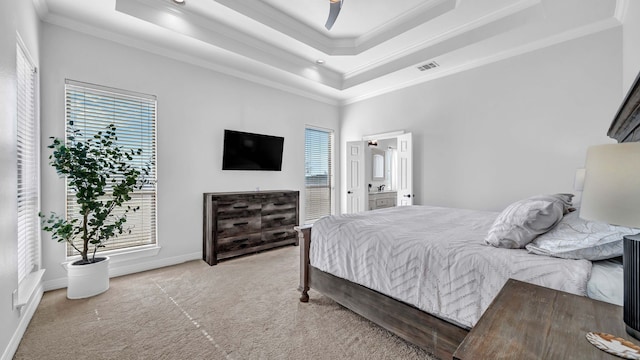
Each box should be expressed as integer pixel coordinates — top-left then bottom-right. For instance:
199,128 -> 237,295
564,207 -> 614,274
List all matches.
204,190 -> 298,196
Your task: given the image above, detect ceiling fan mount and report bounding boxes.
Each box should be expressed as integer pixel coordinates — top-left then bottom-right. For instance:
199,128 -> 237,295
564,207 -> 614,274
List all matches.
325,0 -> 344,30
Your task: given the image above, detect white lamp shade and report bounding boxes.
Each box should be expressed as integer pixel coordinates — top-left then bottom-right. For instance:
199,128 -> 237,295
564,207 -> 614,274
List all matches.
580,143 -> 640,228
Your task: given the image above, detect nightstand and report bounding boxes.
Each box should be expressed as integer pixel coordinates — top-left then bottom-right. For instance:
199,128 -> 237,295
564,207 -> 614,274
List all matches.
453,278 -> 640,360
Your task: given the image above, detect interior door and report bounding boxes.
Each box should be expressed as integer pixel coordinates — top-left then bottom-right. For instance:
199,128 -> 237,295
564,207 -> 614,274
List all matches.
346,141 -> 365,213
397,133 -> 413,206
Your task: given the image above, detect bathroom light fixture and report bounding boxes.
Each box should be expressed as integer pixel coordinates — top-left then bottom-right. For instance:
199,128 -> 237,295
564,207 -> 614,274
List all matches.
316,59 -> 325,65
173,0 -> 185,4
367,140 -> 378,147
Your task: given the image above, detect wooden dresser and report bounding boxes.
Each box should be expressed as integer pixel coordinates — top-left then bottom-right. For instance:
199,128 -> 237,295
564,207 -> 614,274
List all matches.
203,190 -> 299,265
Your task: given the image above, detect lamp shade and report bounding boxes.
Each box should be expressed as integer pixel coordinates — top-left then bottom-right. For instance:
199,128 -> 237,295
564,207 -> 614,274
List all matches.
581,143 -> 640,341
580,143 -> 640,228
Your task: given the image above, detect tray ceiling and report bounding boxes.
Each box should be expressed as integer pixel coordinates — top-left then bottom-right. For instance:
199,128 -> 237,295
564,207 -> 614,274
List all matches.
36,0 -> 622,104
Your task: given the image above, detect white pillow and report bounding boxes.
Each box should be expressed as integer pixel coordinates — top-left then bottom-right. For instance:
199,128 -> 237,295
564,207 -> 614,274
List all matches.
525,211 -> 638,260
485,194 -> 573,249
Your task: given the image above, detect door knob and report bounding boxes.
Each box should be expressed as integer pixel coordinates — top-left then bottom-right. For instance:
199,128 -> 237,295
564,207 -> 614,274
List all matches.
403,194 -> 411,198
347,191 -> 353,194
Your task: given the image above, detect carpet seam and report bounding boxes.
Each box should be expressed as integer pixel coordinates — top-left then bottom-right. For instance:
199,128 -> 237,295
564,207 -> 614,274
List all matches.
153,279 -> 234,360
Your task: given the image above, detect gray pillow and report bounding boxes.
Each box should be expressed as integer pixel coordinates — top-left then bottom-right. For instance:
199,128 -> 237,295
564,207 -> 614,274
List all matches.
525,211 -> 638,260
485,194 -> 574,249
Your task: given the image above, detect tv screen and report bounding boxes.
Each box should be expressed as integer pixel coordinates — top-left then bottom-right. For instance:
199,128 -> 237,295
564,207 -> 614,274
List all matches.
222,130 -> 284,171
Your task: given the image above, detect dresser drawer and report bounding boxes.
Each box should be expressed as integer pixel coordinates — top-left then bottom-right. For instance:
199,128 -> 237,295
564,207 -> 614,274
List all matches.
217,233 -> 263,254
217,215 -> 261,238
262,195 -> 298,213
262,227 -> 297,242
262,210 -> 297,228
216,200 -> 261,217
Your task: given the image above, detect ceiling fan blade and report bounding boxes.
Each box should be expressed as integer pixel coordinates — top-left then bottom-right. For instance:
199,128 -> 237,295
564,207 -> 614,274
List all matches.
325,0 -> 343,30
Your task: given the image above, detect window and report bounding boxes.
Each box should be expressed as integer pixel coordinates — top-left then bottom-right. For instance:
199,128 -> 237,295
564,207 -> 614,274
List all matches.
64,80 -> 157,255
304,127 -> 334,222
17,39 -> 39,283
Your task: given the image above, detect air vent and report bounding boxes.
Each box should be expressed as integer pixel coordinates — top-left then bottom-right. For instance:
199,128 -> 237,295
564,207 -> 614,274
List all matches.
417,61 -> 440,72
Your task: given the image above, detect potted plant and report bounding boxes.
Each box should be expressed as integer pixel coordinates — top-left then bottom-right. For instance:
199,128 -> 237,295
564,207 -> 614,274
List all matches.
41,122 -> 150,299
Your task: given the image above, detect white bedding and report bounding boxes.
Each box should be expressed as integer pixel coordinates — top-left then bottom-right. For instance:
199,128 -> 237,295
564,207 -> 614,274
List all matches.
311,205 -> 593,328
588,257 -> 623,305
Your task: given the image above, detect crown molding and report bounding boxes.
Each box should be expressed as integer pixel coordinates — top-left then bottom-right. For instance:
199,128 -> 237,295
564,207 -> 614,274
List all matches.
116,0 -> 344,89
40,13 -> 342,106
37,0 -> 623,107
32,0 -> 50,20
351,0 -> 456,53
215,0 -> 456,56
341,17 -> 621,105
342,0 -> 542,89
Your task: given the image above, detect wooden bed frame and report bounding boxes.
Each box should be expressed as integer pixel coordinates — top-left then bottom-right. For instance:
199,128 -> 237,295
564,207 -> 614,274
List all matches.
295,225 -> 469,360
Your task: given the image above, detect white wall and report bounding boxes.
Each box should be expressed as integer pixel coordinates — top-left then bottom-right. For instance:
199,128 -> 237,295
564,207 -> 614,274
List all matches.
341,28 -> 621,212
0,0 -> 19,357
1,1 -> 41,359
622,1 -> 640,93
40,24 -> 339,286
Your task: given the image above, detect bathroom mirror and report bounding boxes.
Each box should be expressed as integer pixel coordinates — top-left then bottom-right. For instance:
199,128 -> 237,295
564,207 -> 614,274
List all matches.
372,148 -> 385,180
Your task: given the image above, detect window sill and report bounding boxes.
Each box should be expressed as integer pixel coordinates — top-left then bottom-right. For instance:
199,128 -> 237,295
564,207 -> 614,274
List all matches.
14,269 -> 46,311
64,245 -> 161,266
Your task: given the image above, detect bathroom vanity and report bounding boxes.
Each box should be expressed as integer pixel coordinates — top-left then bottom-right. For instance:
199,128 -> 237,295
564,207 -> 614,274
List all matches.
368,191 -> 397,210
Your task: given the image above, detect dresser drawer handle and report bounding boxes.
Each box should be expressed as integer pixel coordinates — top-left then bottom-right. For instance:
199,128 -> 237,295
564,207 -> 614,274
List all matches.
233,222 -> 249,226
274,217 -> 286,221
273,202 -> 286,206
233,205 -> 249,209
233,238 -> 249,243
273,231 -> 286,236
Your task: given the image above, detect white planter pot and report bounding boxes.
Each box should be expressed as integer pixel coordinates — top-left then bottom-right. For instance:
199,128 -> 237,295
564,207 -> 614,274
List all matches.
66,256 -> 110,299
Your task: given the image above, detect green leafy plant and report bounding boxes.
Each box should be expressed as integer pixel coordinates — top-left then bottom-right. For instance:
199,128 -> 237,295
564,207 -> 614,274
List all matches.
40,123 -> 150,265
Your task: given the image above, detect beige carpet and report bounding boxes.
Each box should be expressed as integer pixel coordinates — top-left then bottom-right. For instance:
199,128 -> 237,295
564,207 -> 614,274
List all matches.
14,246 -> 437,359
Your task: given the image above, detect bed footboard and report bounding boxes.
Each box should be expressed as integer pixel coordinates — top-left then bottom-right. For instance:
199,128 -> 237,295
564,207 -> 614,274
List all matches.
293,223 -> 469,359
294,224 -> 312,303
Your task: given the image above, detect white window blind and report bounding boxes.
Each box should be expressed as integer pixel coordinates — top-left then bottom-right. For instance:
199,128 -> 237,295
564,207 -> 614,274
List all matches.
64,80 -> 157,256
304,127 -> 334,222
17,41 -> 39,283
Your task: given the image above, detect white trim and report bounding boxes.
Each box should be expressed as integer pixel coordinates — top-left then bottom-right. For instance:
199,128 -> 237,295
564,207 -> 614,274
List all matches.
362,131 -> 405,141
41,14 -> 340,106
1,282 -> 44,360
44,251 -> 202,291
343,0 -> 540,79
16,34 -> 37,70
115,0 -> 343,88
304,124 -> 334,133
32,0 -> 49,20
64,245 -> 162,265
215,0 -> 456,56
39,0 -> 619,106
342,17 -> 621,105
65,79 -> 157,101
615,0 -> 629,22
14,270 -> 45,311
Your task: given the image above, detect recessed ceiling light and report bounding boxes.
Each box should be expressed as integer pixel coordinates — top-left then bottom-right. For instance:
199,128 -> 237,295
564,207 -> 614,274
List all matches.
173,0 -> 185,4
316,59 -> 325,65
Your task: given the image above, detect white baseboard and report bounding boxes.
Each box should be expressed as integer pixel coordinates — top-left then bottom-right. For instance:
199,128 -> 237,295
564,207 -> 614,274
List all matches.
43,252 -> 202,292
1,283 -> 44,360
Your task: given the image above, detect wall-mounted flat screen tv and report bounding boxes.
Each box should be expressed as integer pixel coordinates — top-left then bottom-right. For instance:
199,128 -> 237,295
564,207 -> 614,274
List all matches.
222,130 -> 284,171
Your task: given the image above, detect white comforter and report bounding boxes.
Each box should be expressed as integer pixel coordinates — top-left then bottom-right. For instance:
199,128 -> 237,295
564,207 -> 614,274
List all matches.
310,206 -> 592,328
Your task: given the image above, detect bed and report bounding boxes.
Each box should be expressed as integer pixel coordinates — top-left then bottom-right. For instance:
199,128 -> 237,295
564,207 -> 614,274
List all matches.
295,202 -> 630,359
